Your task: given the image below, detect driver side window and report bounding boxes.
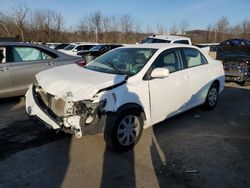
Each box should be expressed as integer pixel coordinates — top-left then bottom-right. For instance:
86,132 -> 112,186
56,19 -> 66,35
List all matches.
152,49 -> 183,73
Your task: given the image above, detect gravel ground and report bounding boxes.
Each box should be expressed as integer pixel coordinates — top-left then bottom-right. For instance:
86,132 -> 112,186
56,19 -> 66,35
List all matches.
0,82 -> 249,188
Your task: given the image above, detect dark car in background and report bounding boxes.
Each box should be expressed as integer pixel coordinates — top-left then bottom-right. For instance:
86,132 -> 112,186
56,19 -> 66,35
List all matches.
77,44 -> 123,64
217,39 -> 250,59
0,42 -> 82,98
217,39 -> 250,85
54,43 -> 71,50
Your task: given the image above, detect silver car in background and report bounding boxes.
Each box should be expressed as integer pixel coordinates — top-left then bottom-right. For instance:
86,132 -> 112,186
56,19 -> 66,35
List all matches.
0,42 -> 82,98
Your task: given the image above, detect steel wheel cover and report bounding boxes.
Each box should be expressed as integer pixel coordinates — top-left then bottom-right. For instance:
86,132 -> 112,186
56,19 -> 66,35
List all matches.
208,87 -> 217,106
117,115 -> 140,146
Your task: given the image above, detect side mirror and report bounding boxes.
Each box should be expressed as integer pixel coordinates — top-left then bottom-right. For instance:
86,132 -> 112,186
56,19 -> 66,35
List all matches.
73,49 -> 77,52
151,68 -> 169,78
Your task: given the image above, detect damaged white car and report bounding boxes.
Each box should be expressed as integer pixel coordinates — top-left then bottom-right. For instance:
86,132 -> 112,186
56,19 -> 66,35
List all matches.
26,44 -> 225,152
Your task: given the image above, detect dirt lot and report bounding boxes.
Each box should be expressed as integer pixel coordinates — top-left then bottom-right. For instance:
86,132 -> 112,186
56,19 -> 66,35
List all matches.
0,82 -> 250,188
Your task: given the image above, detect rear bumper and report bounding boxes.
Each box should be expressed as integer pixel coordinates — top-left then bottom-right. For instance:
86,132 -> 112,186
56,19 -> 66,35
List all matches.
25,85 -> 61,129
225,72 -> 248,82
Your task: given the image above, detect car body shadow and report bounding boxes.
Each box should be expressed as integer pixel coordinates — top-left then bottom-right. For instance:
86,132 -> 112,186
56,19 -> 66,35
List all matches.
150,85 -> 250,188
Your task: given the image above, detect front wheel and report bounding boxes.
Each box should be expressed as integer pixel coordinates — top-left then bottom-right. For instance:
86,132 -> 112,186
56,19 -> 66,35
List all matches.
202,83 -> 219,110
104,110 -> 143,152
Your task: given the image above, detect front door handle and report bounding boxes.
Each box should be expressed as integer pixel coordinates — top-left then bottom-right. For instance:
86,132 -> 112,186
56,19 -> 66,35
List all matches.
0,67 -> 9,72
47,62 -> 56,66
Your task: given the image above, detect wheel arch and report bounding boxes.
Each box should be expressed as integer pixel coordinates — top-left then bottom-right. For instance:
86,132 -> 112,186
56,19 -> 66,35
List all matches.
212,79 -> 220,90
115,103 -> 147,121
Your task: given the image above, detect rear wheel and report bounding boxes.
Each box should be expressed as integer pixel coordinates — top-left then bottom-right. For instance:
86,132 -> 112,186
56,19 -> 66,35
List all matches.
104,109 -> 143,152
202,83 -> 219,110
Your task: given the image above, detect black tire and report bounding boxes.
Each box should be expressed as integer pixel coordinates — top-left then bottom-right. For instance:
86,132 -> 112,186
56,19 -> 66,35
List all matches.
104,109 -> 143,152
202,83 -> 219,110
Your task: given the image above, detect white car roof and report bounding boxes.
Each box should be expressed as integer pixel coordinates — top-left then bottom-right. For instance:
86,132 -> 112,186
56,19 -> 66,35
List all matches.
147,35 -> 190,41
73,42 -> 99,45
121,43 -> 196,50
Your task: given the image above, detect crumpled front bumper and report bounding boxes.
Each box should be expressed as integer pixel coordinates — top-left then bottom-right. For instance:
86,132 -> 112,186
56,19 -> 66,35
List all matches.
25,84 -> 61,130
25,84 -> 104,138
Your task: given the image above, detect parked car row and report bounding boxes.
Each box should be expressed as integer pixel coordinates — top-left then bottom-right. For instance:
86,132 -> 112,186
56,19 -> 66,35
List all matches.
77,44 -> 123,64
58,43 -> 98,56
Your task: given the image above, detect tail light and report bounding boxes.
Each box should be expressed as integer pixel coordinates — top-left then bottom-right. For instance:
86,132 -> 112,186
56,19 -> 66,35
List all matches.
75,60 -> 86,67
239,61 -> 247,73
240,62 -> 247,67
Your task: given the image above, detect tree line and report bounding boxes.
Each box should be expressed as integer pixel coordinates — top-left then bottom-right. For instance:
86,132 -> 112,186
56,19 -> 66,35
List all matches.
0,4 -> 250,44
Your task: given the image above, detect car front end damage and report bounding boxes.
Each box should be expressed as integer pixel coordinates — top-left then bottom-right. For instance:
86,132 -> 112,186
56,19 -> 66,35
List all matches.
26,84 -> 108,138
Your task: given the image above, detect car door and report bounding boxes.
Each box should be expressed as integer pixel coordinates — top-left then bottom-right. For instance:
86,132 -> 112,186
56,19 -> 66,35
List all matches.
10,46 -> 57,96
147,49 -> 190,124
0,47 -> 13,97
181,48 -> 212,107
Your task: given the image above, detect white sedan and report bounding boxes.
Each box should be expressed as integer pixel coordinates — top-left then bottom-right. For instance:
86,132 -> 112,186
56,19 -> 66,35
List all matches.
26,44 -> 225,152
59,43 -> 97,56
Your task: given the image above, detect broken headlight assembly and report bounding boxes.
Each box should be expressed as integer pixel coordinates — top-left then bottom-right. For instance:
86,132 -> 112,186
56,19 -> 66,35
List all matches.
78,99 -> 107,136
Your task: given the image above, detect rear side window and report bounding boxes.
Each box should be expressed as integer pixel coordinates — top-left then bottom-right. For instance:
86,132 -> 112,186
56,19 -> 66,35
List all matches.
182,48 -> 207,68
12,47 -> 56,62
76,45 -> 95,51
84,45 -> 95,50
174,40 -> 189,45
141,38 -> 171,43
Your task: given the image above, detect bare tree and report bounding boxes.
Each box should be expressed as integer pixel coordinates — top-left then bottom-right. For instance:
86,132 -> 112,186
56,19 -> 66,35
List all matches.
156,23 -> 167,34
0,12 -> 15,37
12,3 -> 30,41
30,9 -> 64,42
76,19 -> 90,41
89,11 -> 103,42
206,24 -> 212,42
120,14 -> 135,43
120,14 -> 134,33
241,19 -> 250,38
170,24 -> 178,35
216,16 -> 229,41
179,20 -> 189,34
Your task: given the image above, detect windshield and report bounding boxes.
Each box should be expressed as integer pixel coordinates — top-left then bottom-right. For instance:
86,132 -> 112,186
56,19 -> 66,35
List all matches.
85,48 -> 157,76
64,44 -> 76,50
90,45 -> 103,51
141,38 -> 171,44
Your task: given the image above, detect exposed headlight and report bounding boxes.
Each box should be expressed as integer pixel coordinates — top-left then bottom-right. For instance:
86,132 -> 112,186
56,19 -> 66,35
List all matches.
98,99 -> 107,111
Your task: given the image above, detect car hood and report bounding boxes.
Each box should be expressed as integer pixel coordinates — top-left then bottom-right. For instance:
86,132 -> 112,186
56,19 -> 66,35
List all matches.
36,64 -> 126,101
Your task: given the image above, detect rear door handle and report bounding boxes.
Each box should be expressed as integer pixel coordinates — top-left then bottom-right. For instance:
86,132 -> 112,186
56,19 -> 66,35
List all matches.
0,67 -> 9,72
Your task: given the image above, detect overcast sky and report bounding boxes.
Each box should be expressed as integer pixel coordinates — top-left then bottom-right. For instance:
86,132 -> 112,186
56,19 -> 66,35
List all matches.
0,0 -> 249,31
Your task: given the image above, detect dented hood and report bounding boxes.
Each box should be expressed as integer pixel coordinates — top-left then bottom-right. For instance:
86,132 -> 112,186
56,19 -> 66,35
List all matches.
36,64 -> 126,101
